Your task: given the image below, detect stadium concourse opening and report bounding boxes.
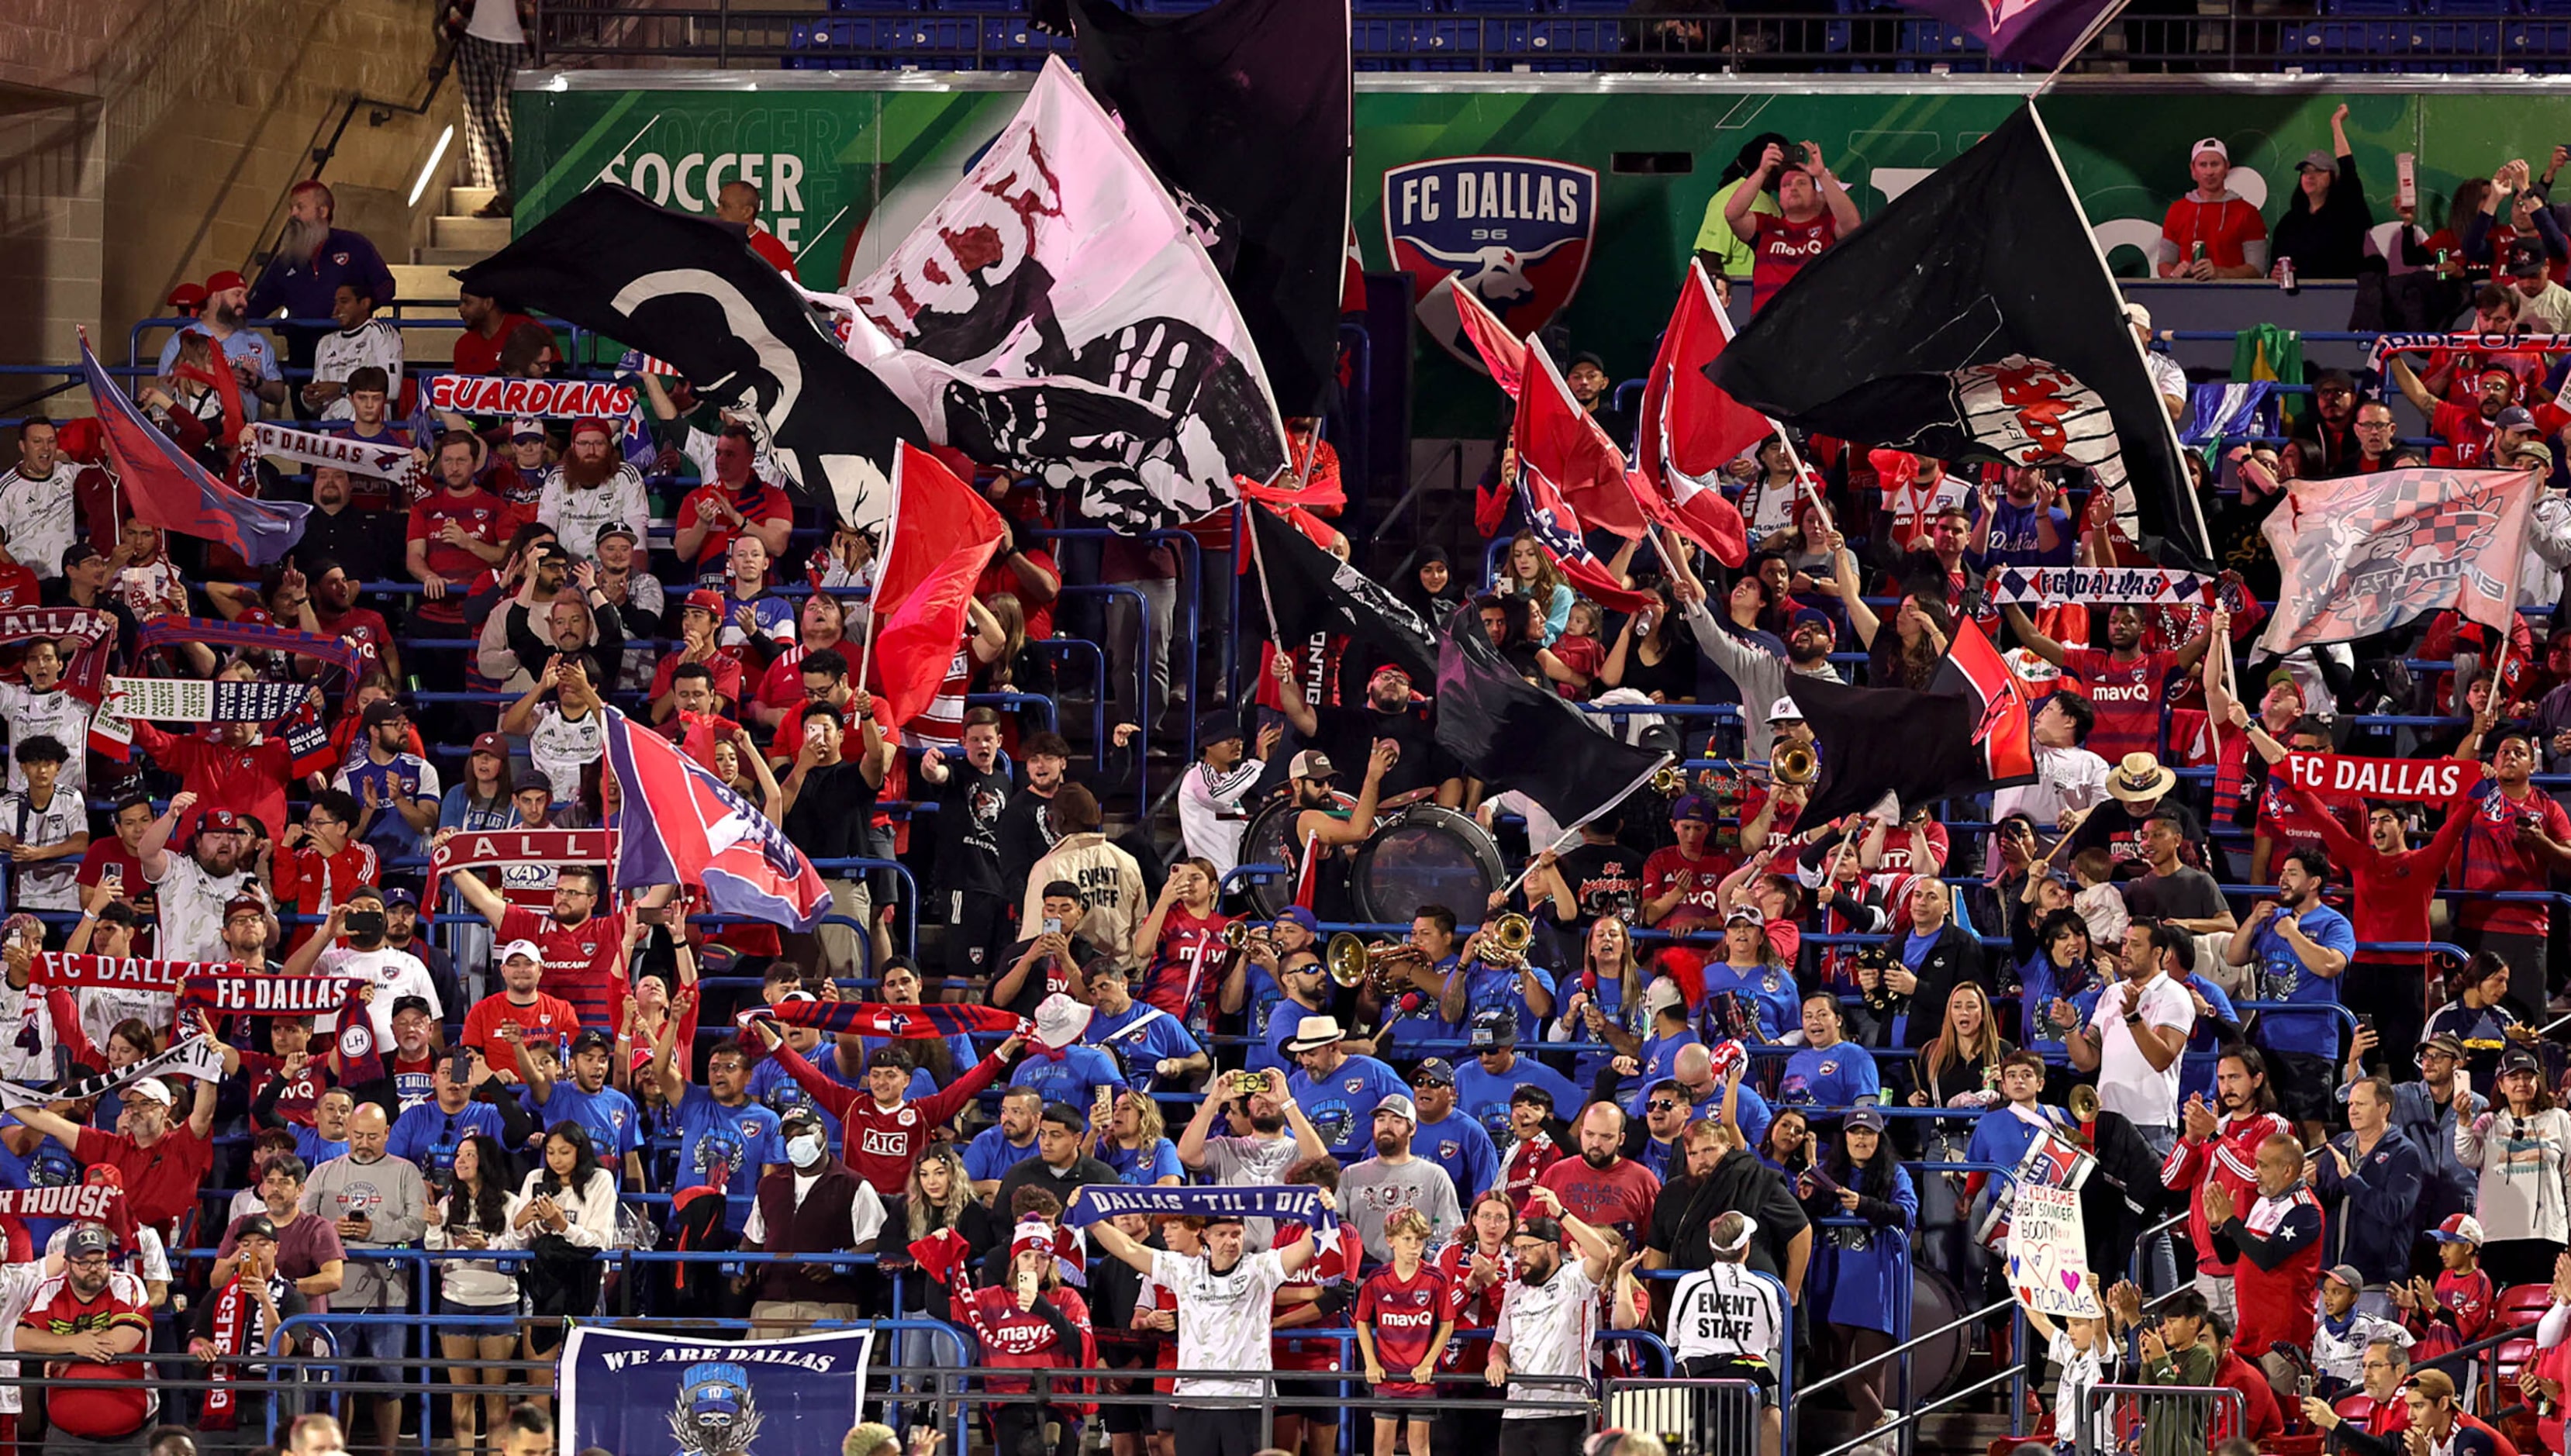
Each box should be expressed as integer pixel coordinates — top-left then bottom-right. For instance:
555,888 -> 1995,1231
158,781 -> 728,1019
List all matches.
20,2 -> 2571,1453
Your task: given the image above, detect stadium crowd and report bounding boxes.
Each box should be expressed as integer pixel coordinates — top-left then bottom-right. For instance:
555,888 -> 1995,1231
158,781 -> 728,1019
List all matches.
16,116 -> 2571,1456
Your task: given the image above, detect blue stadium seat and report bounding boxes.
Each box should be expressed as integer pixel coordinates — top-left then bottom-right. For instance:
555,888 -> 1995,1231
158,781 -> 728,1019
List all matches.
937,0 -> 1027,12
2507,19 -> 2571,55
1353,0 -> 1437,13
789,18 -> 886,67
827,0 -> 917,12
892,16 -> 978,64
1454,0 -> 1550,14
2322,0 -> 2411,18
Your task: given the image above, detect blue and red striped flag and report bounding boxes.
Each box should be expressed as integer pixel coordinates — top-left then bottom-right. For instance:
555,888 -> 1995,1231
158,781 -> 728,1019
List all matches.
601,706 -> 831,931
78,331 -> 309,567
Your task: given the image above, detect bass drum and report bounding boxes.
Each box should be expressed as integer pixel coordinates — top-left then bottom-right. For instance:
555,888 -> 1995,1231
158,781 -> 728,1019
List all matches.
1235,792 -> 1353,920
1907,1265 -> 1970,1402
1348,806 -> 1505,924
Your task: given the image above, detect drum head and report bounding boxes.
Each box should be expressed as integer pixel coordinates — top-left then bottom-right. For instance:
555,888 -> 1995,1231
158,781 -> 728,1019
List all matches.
1237,792 -> 1353,920
1908,1265 -> 1969,1400
1348,805 -> 1505,923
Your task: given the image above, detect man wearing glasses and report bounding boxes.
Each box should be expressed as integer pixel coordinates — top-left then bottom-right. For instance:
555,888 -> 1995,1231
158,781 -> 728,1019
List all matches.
16,1222 -> 154,1447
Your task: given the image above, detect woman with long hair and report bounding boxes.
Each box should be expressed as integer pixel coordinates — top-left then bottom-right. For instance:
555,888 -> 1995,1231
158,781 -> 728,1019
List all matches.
2427,950 -> 2523,1087
1098,1092 -> 1182,1185
1761,1106 -> 1814,1178
1429,1191 -> 1517,1456
1840,568 -> 1955,694
426,1132 -> 524,1445
1595,583 -> 1696,704
511,1122 -> 619,1393
892,1144 -> 998,1410
1499,531 -> 1574,645
2016,908 -> 2106,1060
1799,1107 -> 1917,1433
1554,913 -> 1648,1088
978,593 -> 1029,695
439,733 -> 516,834
1910,978 -> 2015,1285
2458,1048 -> 2571,1287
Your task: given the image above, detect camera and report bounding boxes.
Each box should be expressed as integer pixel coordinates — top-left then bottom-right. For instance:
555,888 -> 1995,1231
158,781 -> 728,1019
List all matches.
343,909 -> 385,938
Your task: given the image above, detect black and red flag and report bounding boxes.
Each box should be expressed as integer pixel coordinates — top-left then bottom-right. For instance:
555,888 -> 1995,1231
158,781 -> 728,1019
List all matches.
1789,617 -> 2038,821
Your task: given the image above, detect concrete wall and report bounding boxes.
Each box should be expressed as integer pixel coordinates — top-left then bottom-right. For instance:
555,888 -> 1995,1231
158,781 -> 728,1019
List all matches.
0,0 -> 461,388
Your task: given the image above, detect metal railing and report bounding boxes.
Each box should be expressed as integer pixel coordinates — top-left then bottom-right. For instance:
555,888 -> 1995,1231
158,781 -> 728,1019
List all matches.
1602,1376 -> 1768,1456
2083,1382 -> 2247,1455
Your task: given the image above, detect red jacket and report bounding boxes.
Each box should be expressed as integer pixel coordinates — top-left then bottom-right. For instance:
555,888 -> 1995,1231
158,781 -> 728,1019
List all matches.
949,1279 -> 1094,1407
2289,781 -> 2473,970
2210,1182 -> 2324,1361
2160,1109 -> 2290,1278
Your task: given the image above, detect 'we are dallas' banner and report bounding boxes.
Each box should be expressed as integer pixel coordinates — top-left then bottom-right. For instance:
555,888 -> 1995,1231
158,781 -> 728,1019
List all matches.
558,1327 -> 874,1456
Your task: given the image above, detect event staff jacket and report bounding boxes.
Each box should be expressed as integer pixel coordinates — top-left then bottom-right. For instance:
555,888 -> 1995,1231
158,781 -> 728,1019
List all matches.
752,1159 -> 872,1308
2209,1182 -> 2324,1361
2161,1109 -> 2292,1279
2310,1127 -> 2426,1287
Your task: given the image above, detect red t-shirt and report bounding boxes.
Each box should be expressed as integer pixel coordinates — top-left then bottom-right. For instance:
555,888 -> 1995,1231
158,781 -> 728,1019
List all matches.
975,550 -> 1059,642
747,228 -> 796,275
1355,1262 -> 1454,1393
676,481 -> 795,578
496,905 -> 627,1033
1534,1153 -> 1662,1240
451,315 -> 539,377
2429,400 -> 2497,468
1875,820 -> 1952,875
2160,194 -> 2266,272
1642,844 -> 1736,931
460,991 -> 583,1063
314,606 -> 398,675
129,726 -> 293,843
1139,906 -> 1228,1032
2062,646 -> 2181,763
71,1123 -> 211,1230
651,650 -> 747,712
406,487 -> 507,616
1749,211 -> 1837,311
1734,784 -> 1803,850
75,842 -> 156,955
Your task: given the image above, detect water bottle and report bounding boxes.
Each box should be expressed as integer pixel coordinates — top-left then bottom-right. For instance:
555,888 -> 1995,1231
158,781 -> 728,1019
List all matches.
2279,257 -> 2300,295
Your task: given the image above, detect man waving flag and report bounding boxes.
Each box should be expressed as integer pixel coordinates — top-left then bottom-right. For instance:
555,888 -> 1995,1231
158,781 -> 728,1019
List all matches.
1515,340 -> 1657,614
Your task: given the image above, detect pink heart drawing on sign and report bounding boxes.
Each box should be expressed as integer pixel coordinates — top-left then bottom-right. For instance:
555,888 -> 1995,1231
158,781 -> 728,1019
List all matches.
2062,1269 -> 2083,1294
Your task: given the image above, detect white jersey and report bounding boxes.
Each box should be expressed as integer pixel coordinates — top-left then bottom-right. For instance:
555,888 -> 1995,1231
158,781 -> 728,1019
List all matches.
537,466 -> 652,564
526,703 -> 606,803
0,683 -> 94,796
0,1259 -> 53,1414
0,464 -> 78,581
1496,1259 -> 1600,1414
1667,1262 -> 1785,1366
313,944 -> 440,1043
312,320 -> 405,417
1178,759 -> 1264,882
1150,1247 -> 1287,1403
0,787 -> 86,912
1193,1133 -> 1299,1251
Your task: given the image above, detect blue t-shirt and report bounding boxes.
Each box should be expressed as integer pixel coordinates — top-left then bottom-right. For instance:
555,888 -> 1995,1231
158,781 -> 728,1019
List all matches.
1286,1054 -> 1413,1159
962,1125 -> 1037,1185
295,1127 -> 350,1168
157,325 -> 279,387
1413,1110 -> 1500,1203
1084,1003 -> 1206,1089
1700,963 -> 1798,1044
0,1135 -> 85,1247
2248,902 -> 2356,1059
1776,1042 -> 1883,1109
1460,961 -> 1558,1040
2017,953 -> 2109,1055
1100,1137 -> 1182,1185
336,753 -> 440,858
1010,1045 -> 1126,1110
528,1082 -> 644,1163
1638,1133 -> 1686,1181
1376,954 -> 1462,1057
1251,994 -> 1320,1076
1894,929 -> 1943,1045
1969,499 -> 2074,571
387,1100 -> 508,1178
1453,1054 -> 1581,1145
673,1086 -> 785,1228
1638,1028 -> 1703,1091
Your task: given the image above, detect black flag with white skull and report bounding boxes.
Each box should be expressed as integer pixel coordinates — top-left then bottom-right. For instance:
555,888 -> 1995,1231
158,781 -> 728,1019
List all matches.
839,57 -> 1288,534
455,188 -> 923,538
1707,104 -> 2210,570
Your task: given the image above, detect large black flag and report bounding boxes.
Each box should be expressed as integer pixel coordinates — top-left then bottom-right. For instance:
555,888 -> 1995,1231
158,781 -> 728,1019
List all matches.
1791,620 -> 2039,821
1250,505 -> 1437,682
1434,606 -> 1665,833
1069,0 -> 1352,417
1709,105 -> 2210,570
456,186 -> 923,535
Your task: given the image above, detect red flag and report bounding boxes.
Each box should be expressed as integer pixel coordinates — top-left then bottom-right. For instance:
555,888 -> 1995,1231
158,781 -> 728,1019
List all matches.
1515,342 -> 1658,615
78,333 -> 310,567
871,443 -> 1008,730
1341,225 -> 1367,315
1450,284 -> 1528,400
1933,616 -> 2036,783
1630,262 -> 1760,568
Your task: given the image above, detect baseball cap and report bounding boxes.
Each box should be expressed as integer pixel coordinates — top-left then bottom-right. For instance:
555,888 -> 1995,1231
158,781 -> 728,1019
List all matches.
1766,695 -> 1804,724
1413,1057 -> 1458,1089
126,1077 -> 174,1107
1376,1093 -> 1418,1124
233,1214 -> 278,1244
384,885 -> 419,908
2511,240 -> 2550,278
2323,1264 -> 2365,1290
2296,149 -> 2335,174
1513,1213 -> 1565,1245
2501,1046 -> 2545,1078
596,521 -> 640,547
1197,712 -> 1243,746
221,895 -> 267,923
570,1028 -> 615,1055
390,995 -> 433,1020
569,417 -> 615,441
1789,606 -> 1833,633
471,732 -> 509,757
2189,137 -> 2229,163
1671,794 -> 1716,825
2497,405 -> 2538,432
361,699 -> 408,727
64,1223 -> 116,1258
1844,1106 -> 1887,1133
204,269 -> 247,294
1370,662 -> 1412,686
509,417 -> 547,441
200,808 -> 245,833
2429,1213 -> 2486,1247
1278,906 -> 1320,933
682,588 -> 725,617
1288,749 -> 1337,781
57,542 -> 102,574
2124,301 -> 2153,330
1467,1009 -> 1520,1051
2421,1032 -> 2466,1061
499,939 -> 544,965
167,282 -> 208,312
865,1045 -> 913,1072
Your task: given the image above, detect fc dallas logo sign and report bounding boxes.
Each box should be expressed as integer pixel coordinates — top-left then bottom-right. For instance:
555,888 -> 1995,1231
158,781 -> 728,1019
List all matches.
1385,156 -> 1597,370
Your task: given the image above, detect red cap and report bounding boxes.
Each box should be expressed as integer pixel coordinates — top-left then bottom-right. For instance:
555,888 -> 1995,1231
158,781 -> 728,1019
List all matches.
201,809 -> 245,833
471,732 -> 508,757
569,417 -> 615,441
167,283 -> 208,311
221,895 -> 267,922
683,589 -> 725,616
51,419 -> 102,464
204,270 -> 247,295
236,608 -> 273,628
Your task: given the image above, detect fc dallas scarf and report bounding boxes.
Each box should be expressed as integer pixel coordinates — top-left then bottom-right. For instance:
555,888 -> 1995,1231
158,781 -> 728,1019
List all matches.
421,828 -> 616,911
19,954 -> 223,1050
744,999 -> 1025,1041
238,423 -> 424,495
0,609 -> 119,702
178,972 -> 357,1018
198,1275 -> 251,1428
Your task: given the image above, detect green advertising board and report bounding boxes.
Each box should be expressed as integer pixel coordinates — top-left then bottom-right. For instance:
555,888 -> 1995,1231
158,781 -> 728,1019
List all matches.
513,74 -> 2571,431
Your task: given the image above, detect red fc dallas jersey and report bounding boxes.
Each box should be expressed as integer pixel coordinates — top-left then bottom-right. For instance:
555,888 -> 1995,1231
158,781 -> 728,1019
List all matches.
1503,1133 -> 1565,1207
1749,211 -> 1836,311
2159,1109 -> 2291,1278
1355,1263 -> 1455,1379
1140,906 -> 1229,1036
497,904 -> 626,1032
1272,1223 -> 1362,1371
1431,1240 -> 1518,1371
2062,646 -> 2181,762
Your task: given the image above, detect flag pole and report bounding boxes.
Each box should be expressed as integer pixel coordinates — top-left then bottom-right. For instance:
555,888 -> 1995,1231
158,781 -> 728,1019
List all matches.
1495,753 -> 1675,900
854,450 -> 904,699
1244,501 -> 1287,650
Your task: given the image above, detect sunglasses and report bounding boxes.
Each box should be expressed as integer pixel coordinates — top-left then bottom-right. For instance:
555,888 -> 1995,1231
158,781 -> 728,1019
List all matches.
1647,1099 -> 1682,1113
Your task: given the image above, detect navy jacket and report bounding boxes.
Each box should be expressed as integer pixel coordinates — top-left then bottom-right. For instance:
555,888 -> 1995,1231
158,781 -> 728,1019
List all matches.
2310,1125 -> 2424,1286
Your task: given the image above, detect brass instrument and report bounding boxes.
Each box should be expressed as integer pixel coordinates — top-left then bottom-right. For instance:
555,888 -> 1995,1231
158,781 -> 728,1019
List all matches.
1221,921 -> 1259,951
1651,764 -> 1688,797
1485,912 -> 1536,965
1325,932 -> 1437,998
1772,742 -> 1818,786
2068,1082 -> 2100,1124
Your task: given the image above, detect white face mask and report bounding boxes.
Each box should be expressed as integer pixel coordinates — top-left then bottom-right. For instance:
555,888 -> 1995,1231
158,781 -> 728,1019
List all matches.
786,1135 -> 824,1170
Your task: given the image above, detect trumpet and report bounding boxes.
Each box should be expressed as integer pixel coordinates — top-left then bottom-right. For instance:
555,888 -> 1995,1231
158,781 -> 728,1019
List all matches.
1483,912 -> 1535,964
1221,921 -> 1261,951
1325,933 -> 1433,995
1651,764 -> 1689,797
1771,741 -> 1818,787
